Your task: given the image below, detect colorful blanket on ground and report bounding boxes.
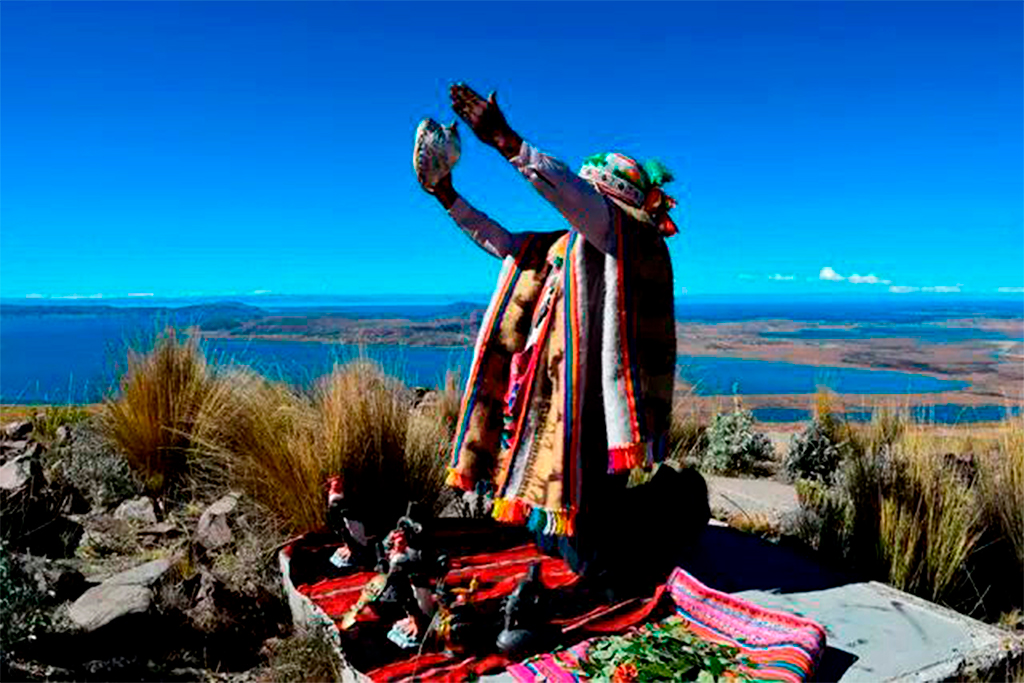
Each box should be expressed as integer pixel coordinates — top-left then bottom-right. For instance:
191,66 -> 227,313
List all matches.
297,545 -> 824,682
507,567 -> 827,683
297,543 -> 669,682
447,209 -> 676,536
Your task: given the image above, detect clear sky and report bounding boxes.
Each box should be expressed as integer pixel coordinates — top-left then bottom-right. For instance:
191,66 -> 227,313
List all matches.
2,1 -> 1022,299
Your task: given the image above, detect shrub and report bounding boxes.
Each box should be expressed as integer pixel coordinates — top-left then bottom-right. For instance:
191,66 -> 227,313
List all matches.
51,421 -> 141,510
264,626 -> 344,683
701,408 -> 774,475
101,329 -> 213,497
792,419 -> 1024,619
0,541 -> 50,658
784,421 -> 843,484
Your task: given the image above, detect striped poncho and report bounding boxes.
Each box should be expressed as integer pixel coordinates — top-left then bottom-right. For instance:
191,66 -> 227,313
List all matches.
447,206 -> 676,537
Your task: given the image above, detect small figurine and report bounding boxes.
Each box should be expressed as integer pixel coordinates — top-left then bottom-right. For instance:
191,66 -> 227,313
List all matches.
377,501 -> 444,649
496,561 -> 544,655
326,475 -> 372,569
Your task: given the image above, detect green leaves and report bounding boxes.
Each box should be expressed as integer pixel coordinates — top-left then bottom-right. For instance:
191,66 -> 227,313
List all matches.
576,618 -> 753,682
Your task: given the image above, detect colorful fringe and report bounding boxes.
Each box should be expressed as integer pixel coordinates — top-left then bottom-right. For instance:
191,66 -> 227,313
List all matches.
492,498 -> 577,537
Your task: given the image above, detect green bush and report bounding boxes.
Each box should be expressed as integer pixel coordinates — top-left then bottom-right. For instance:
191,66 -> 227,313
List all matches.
785,421 -> 844,485
701,409 -> 774,475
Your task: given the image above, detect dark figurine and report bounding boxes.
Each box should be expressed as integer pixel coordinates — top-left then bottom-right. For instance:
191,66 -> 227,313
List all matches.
326,476 -> 372,569
377,501 -> 443,649
496,561 -> 544,655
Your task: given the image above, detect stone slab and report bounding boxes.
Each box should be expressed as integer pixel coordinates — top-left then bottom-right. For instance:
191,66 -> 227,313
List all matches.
735,581 -> 1019,681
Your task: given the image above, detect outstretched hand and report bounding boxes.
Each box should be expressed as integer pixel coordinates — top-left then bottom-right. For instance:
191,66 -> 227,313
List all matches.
450,83 -> 522,159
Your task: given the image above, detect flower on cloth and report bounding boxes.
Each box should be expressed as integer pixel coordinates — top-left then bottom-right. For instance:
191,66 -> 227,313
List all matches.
612,662 -> 639,683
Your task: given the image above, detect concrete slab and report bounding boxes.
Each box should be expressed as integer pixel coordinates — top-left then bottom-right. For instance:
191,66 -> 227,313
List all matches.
676,526 -> 1022,681
706,475 -> 799,520
735,581 -> 1018,681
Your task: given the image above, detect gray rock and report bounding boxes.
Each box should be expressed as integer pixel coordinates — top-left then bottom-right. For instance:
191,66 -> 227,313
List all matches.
138,521 -> 178,536
113,496 -> 158,525
69,558 -> 174,631
3,420 -> 33,440
105,558 -> 173,587
68,583 -> 152,632
1,439 -> 29,456
195,492 -> 240,550
55,425 -> 72,446
0,453 -> 41,491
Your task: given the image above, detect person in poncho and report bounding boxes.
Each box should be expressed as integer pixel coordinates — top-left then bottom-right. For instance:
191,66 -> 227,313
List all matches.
422,84 -> 695,580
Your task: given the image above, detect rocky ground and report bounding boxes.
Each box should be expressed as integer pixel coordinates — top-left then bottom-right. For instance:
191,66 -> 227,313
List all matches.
0,415 -> 300,682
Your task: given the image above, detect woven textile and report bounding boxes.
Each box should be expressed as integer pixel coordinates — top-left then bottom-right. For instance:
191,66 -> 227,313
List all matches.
447,208 -> 676,537
507,567 -> 827,682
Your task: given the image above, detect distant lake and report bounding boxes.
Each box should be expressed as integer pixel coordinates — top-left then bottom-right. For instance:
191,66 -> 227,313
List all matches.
752,405 -> 1022,425
677,356 -> 967,395
760,325 -> 1023,343
2,312 -> 973,406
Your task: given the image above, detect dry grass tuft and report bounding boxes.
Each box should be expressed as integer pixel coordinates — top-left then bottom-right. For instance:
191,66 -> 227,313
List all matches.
314,360 -> 446,535
796,409 -> 1024,618
100,329 -> 213,497
102,328 -> 453,537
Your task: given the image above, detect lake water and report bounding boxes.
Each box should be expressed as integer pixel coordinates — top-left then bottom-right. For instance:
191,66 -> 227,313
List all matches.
760,325 -> 1023,342
751,405 -> 1022,425
1,312 -> 969,401
0,305 -> 1012,423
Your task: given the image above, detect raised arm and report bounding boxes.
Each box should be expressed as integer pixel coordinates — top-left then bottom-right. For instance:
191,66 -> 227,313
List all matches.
427,173 -> 525,259
450,83 -> 615,254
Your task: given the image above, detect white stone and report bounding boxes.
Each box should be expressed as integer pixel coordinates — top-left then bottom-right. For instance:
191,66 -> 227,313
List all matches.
113,497 -> 158,525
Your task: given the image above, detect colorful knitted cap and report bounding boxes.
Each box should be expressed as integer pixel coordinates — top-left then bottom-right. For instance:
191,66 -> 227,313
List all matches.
579,153 -> 678,236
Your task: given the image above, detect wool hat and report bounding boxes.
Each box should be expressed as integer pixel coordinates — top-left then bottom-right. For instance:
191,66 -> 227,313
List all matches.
579,152 -> 678,236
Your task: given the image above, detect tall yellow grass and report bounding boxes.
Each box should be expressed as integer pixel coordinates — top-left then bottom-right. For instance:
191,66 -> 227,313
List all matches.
101,329 -> 213,496
103,328 -> 455,535
797,403 -> 1024,617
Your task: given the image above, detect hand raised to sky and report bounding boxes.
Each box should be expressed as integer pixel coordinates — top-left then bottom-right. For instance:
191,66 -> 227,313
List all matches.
450,83 -> 522,160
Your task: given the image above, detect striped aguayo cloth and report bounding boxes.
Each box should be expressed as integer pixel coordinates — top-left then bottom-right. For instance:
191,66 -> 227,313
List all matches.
297,546 -> 825,682
508,567 -> 827,683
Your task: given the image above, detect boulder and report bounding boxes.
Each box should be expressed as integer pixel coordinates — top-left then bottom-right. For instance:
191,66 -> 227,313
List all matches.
0,453 -> 42,491
113,497 -> 158,525
3,420 -> 33,440
105,558 -> 173,587
1,439 -> 29,458
69,558 -> 174,632
195,492 -> 240,551
68,583 -> 152,632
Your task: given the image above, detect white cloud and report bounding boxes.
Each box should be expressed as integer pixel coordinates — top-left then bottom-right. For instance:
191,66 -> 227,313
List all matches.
54,294 -> 103,300
25,293 -> 44,299
768,274 -> 795,281
889,284 -> 962,294
997,287 -> 1024,293
819,266 -> 845,281
127,292 -> 154,297
737,273 -> 757,281
251,289 -> 272,295
848,274 -> 891,285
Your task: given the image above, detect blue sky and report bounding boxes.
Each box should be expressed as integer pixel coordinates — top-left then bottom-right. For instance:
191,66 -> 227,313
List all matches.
2,1 -> 1021,299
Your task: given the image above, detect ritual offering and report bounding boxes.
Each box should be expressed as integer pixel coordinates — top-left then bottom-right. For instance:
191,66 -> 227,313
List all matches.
413,117 -> 461,191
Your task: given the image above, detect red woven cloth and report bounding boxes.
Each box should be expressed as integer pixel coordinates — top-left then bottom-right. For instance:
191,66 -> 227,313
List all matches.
297,544 -> 586,681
